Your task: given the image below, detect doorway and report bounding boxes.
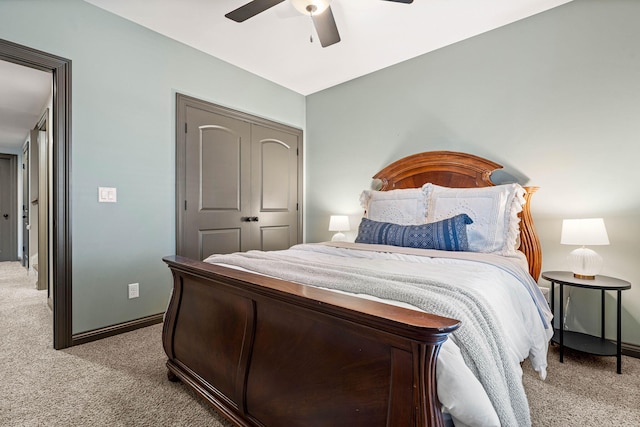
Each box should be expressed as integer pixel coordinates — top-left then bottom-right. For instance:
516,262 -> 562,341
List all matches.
0,154 -> 18,262
0,38 -> 72,350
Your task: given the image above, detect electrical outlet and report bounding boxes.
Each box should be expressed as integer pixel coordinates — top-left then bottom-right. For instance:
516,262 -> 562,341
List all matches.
128,283 -> 139,299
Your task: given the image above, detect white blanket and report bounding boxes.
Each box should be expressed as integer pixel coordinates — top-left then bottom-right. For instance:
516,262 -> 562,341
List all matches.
205,243 -> 553,427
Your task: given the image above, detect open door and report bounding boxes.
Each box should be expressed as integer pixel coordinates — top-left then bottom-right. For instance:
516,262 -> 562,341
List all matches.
36,115 -> 48,293
21,144 -> 29,268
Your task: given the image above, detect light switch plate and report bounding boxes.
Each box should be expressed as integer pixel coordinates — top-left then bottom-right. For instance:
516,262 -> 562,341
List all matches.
98,187 -> 117,203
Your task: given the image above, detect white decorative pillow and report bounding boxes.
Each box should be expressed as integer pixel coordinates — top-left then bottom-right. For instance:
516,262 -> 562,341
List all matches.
359,188 -> 428,225
422,183 -> 526,255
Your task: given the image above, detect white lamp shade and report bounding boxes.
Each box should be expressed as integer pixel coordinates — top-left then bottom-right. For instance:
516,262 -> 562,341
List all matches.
328,215 -> 350,232
560,218 -> 609,246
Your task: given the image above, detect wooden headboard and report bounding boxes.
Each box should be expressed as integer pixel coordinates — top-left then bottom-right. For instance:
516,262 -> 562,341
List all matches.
373,151 -> 542,281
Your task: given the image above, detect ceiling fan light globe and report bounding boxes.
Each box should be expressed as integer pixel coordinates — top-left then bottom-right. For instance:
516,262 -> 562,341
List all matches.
291,0 -> 330,15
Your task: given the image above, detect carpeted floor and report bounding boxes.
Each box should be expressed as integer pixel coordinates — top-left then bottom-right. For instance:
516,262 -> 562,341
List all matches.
1,260 -> 639,426
523,344 -> 640,426
0,261 -> 231,427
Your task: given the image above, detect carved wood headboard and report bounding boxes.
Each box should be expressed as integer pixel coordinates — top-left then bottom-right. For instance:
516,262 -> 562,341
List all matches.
372,151 -> 542,281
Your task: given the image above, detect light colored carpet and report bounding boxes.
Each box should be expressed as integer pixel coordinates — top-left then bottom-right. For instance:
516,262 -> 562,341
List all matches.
1,260 -> 639,426
523,343 -> 640,426
0,261 -> 231,427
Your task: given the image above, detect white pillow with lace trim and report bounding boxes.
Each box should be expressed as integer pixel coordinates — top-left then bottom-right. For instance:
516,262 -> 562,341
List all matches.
422,183 -> 526,256
359,188 -> 428,225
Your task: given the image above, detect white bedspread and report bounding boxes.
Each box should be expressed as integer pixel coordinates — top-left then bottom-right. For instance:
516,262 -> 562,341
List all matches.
205,243 -> 553,427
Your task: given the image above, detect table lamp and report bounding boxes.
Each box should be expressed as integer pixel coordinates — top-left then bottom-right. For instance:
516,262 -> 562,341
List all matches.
560,218 -> 609,279
328,215 -> 350,242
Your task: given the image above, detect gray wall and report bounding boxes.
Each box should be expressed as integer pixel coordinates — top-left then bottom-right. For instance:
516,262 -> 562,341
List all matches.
0,0 -> 305,333
2,0 -> 639,347
306,0 -> 640,346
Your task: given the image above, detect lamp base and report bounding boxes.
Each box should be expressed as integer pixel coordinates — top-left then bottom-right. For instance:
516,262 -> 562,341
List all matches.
331,232 -> 346,242
567,247 -> 602,279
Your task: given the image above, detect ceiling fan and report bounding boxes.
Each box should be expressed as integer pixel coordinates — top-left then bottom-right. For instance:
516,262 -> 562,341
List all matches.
225,0 -> 414,48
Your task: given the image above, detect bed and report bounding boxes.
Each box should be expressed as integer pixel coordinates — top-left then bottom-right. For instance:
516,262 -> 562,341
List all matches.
162,151 -> 552,427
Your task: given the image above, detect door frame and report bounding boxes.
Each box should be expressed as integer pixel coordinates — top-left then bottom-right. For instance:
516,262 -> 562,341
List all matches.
0,154 -> 18,261
0,38 -> 72,350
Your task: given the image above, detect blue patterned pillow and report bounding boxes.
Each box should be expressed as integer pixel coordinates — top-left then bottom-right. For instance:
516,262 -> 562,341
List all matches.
354,214 -> 473,251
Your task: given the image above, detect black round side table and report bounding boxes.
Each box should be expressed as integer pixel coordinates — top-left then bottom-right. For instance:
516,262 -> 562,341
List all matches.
542,271 -> 631,374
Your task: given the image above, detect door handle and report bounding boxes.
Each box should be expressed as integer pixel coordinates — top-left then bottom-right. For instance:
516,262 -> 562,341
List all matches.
3,214 -> 8,219
250,217 -> 259,222
240,216 -> 259,222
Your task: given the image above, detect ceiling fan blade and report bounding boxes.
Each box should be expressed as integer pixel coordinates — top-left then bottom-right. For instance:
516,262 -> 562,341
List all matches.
312,6 -> 341,48
225,0 -> 286,22
382,0 -> 414,3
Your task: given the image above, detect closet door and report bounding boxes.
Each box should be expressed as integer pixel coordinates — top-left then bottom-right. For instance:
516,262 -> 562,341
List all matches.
177,94 -> 302,261
251,124 -> 299,251
182,105 -> 251,260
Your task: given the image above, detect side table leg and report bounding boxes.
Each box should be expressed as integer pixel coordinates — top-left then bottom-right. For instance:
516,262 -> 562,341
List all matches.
559,283 -> 564,363
617,290 -> 622,374
601,289 -> 605,340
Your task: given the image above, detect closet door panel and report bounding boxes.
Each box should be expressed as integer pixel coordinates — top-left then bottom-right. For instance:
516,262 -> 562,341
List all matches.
251,124 -> 299,251
184,106 -> 251,260
200,126 -> 240,211
260,140 -> 290,211
259,226 -> 291,252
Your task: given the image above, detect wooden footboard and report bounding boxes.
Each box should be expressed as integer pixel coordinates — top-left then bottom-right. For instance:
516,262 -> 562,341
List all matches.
162,255 -> 460,427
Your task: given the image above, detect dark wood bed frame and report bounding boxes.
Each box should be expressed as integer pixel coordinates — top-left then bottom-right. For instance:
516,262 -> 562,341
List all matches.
162,151 -> 541,427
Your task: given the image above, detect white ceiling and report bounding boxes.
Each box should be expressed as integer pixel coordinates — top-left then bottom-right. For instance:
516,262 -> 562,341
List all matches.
84,0 -> 572,95
1,0 -> 573,151
0,60 -> 51,151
